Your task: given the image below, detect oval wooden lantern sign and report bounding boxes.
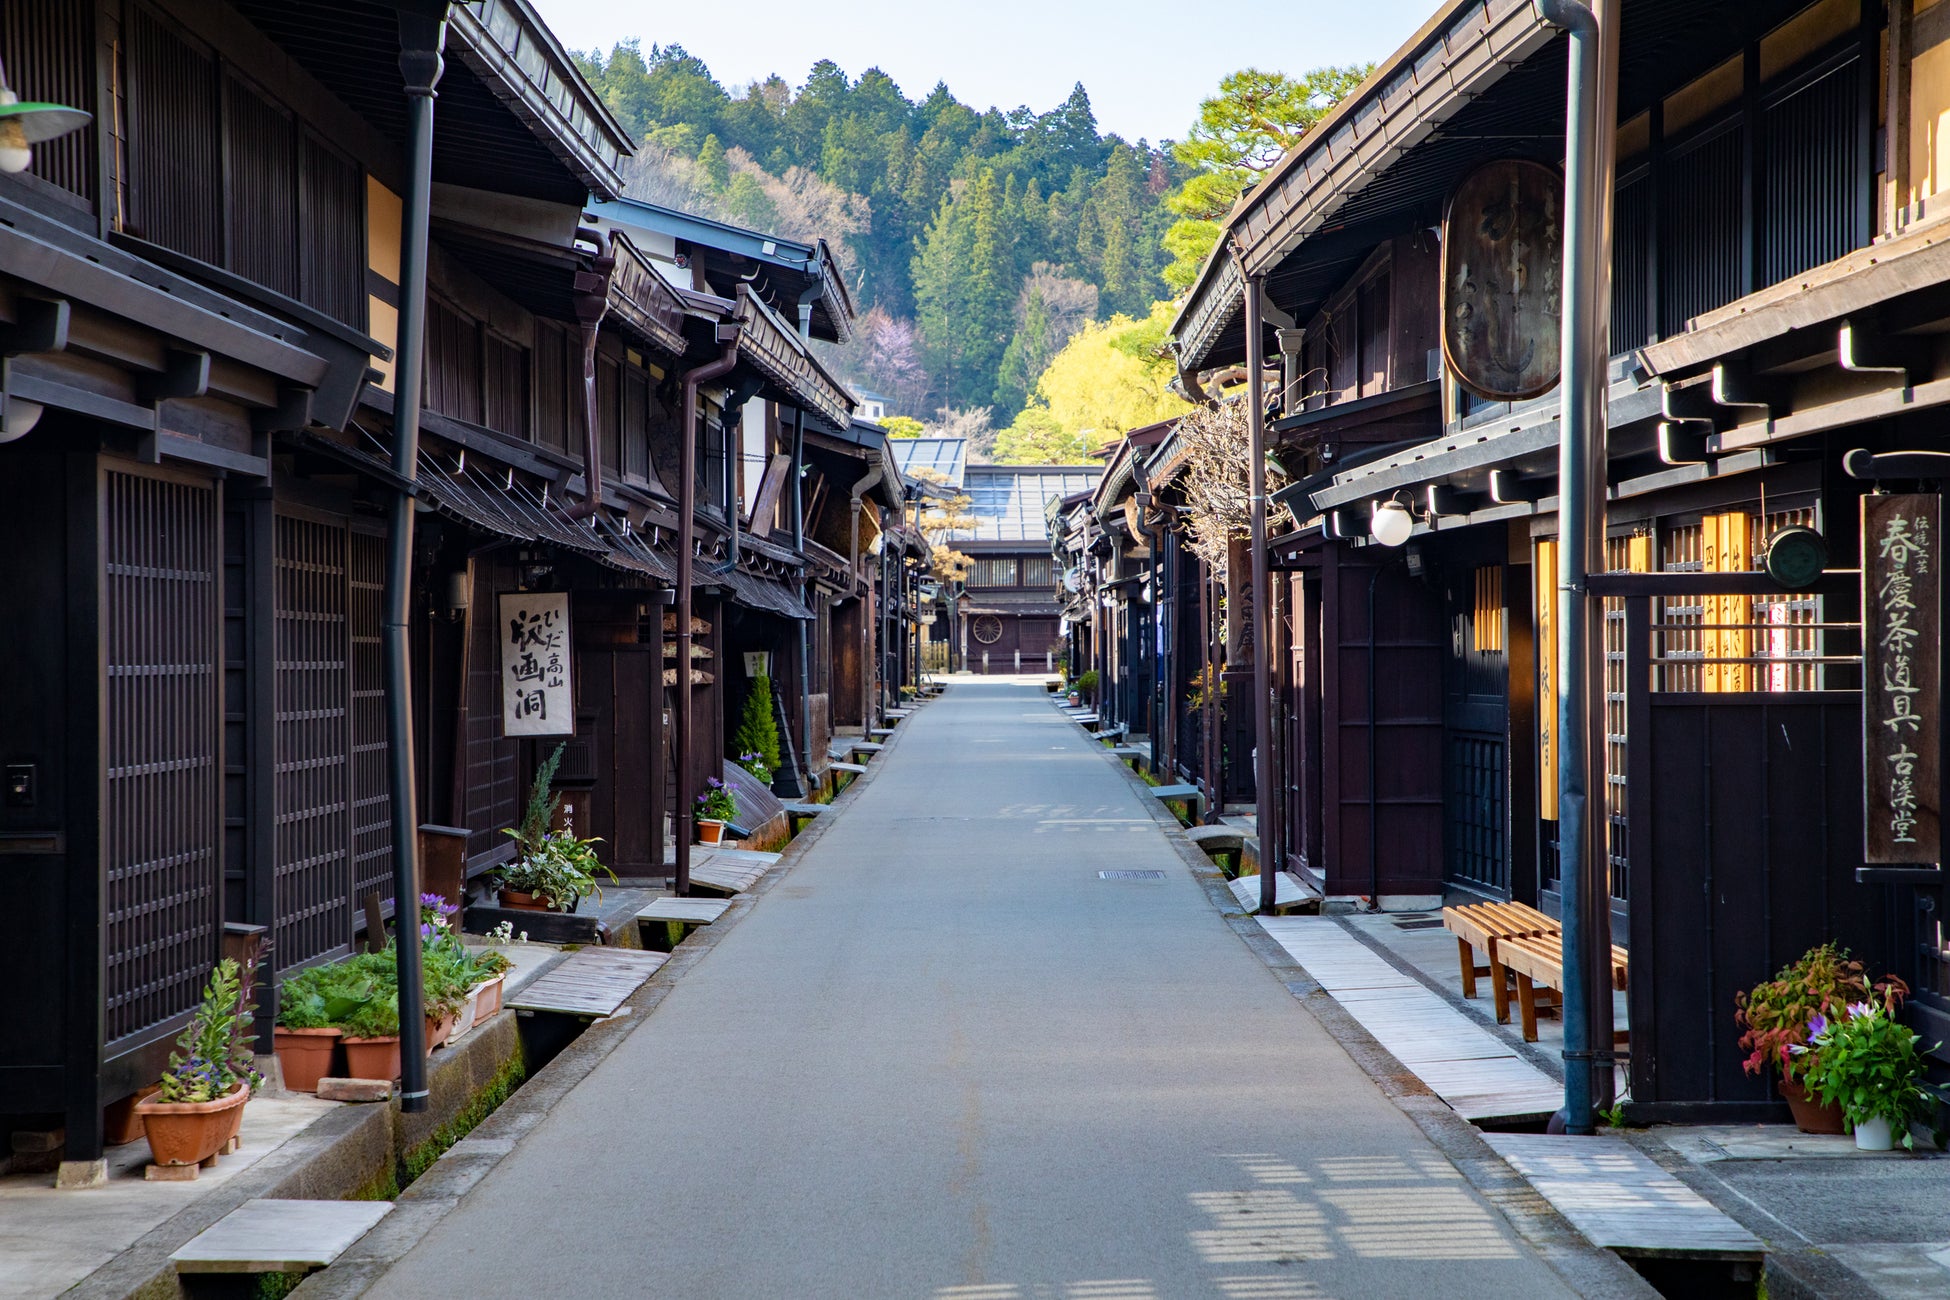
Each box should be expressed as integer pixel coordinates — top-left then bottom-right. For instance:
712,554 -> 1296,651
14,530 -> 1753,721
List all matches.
1441,159 -> 1564,402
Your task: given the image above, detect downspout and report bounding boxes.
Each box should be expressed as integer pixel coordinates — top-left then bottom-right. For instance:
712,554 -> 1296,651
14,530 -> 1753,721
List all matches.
1240,252 -> 1278,916
563,226 -> 615,521
674,330 -> 743,897
1201,556 -> 1218,823
1173,340 -> 1218,408
848,465 -> 883,725
1537,0 -> 1620,1133
382,5 -> 448,1114
792,407 -> 812,791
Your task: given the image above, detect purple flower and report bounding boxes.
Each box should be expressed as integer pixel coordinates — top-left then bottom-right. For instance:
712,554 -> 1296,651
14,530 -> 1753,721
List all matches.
1807,1013 -> 1829,1039
1846,1001 -> 1872,1020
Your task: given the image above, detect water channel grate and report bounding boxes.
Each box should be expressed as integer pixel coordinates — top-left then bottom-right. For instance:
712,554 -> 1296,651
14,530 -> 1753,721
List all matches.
1099,870 -> 1165,880
1392,919 -> 1445,931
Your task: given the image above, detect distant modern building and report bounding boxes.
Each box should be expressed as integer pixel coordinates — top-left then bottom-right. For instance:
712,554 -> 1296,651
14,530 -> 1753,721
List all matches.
855,389 -> 891,423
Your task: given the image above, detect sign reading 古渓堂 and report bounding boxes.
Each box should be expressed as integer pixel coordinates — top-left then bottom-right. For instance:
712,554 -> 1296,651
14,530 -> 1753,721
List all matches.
1862,494 -> 1941,863
501,592 -> 573,737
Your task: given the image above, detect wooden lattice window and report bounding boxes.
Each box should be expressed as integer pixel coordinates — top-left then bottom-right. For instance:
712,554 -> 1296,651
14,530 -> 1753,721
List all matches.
103,466 -> 222,1044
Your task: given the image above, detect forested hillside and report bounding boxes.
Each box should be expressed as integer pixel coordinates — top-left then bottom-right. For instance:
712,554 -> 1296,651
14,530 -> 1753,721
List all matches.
573,44 -> 1182,429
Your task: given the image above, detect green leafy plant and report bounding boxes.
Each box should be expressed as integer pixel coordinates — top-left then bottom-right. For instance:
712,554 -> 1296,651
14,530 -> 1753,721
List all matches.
158,959 -> 262,1103
1187,664 -> 1227,710
277,961 -> 377,1031
1800,1000 -> 1944,1147
496,830 -> 615,912
696,778 -> 737,823
732,673 -> 782,777
1736,944 -> 1898,1084
1074,669 -> 1099,701
507,743 -> 567,859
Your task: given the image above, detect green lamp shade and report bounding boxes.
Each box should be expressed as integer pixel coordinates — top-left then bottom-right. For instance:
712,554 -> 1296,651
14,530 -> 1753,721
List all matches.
0,100 -> 93,144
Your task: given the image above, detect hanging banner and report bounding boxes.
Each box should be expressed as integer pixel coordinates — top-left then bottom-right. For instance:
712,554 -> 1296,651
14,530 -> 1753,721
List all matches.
500,592 -> 574,737
1862,495 -> 1940,863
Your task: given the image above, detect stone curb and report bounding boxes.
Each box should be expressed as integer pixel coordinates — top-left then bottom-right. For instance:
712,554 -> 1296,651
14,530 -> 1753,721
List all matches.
291,697 -> 922,1297
1087,737 -> 1659,1300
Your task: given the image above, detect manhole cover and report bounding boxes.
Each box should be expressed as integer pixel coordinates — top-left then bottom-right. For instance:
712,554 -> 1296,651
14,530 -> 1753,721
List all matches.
1393,919 -> 1444,930
1099,870 -> 1165,880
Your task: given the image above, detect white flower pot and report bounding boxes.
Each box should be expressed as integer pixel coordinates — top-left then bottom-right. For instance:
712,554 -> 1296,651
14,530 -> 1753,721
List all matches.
1854,1115 -> 1894,1151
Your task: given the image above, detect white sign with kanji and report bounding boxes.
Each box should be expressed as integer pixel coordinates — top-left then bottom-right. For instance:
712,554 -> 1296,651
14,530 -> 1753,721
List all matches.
500,592 -> 573,737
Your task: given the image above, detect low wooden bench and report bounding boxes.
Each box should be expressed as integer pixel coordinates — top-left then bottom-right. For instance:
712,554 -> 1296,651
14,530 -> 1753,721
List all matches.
781,801 -> 828,833
635,896 -> 733,951
1149,783 -> 1204,821
1494,931 -> 1631,1043
1442,900 -> 1559,1024
1185,823 -> 1245,875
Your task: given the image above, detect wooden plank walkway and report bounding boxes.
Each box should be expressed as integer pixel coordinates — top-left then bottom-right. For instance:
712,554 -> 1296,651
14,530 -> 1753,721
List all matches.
1482,1134 -> 1766,1262
689,847 -> 782,896
172,1199 -> 392,1274
507,948 -> 668,1018
1227,871 -> 1315,913
1257,917 -> 1564,1123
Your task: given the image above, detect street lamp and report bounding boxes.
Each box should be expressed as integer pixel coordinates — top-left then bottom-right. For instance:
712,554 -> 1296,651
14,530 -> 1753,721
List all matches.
1370,495 -> 1416,548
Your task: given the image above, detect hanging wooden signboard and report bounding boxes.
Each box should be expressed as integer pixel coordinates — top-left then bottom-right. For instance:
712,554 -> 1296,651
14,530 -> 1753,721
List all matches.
1862,494 -> 1941,862
1441,159 -> 1564,402
501,591 -> 574,737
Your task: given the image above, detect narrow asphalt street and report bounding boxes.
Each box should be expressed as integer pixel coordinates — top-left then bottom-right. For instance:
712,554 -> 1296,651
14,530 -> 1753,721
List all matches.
372,682 -> 1579,1298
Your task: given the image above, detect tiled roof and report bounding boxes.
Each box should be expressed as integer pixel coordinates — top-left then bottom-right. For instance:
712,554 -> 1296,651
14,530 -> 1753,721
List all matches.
950,465 -> 1101,543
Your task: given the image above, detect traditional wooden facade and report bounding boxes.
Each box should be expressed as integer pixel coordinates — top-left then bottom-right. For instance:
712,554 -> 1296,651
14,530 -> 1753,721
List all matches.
0,0 -> 870,1178
1169,0 -> 1950,1116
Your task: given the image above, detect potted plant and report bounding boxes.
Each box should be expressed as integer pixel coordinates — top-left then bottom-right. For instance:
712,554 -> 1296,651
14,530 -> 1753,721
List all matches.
1800,998 -> 1944,1150
338,972 -> 403,1083
1736,943 -> 1900,1133
274,963 -> 357,1093
696,779 -> 737,844
1074,669 -> 1099,705
471,928 -> 514,1020
137,959 -> 261,1168
496,748 -> 613,911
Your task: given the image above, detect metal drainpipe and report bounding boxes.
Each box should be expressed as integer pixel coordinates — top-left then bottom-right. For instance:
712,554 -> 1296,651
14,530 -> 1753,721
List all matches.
383,6 -> 448,1114
1202,557 -> 1219,824
1241,259 -> 1278,915
562,227 -> 614,521
848,467 -> 882,727
1538,0 -> 1620,1133
792,408 -> 812,793
675,334 -> 742,897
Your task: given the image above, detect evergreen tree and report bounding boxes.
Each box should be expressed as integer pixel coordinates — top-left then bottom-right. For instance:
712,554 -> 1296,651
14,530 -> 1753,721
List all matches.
732,674 -> 782,777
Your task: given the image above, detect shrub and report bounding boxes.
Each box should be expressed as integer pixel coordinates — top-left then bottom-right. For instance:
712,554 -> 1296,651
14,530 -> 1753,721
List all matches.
732,673 -> 782,776
1735,943 -> 1902,1083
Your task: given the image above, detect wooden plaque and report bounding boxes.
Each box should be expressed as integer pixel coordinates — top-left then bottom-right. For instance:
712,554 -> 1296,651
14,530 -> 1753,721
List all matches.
500,591 -> 574,737
1862,494 -> 1941,863
1441,159 -> 1564,402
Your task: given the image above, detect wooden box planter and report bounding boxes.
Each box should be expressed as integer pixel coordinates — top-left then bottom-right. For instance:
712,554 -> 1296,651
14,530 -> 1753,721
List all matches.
342,1036 -> 402,1083
136,1086 -> 248,1168
273,1027 -> 342,1094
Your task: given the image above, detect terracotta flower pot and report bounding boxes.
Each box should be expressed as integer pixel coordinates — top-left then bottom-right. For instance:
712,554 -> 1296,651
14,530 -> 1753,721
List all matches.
696,818 -> 727,845
104,1084 -> 160,1147
1778,1076 -> 1846,1134
137,1086 -> 248,1167
273,1027 -> 342,1094
425,1012 -> 455,1051
341,1035 -> 402,1083
498,888 -> 551,912
472,975 -> 504,1021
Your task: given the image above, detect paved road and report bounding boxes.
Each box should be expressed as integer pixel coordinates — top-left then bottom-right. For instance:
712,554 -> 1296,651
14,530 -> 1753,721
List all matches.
375,682 -> 1577,1299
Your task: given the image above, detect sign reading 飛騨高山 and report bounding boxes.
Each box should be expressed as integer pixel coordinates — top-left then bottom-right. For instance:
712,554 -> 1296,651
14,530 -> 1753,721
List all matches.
501,592 -> 573,737
1862,494 -> 1940,863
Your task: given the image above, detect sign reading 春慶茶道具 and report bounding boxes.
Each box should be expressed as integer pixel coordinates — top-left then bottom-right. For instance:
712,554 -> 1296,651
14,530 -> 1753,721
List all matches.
1862,494 -> 1941,863
501,592 -> 573,738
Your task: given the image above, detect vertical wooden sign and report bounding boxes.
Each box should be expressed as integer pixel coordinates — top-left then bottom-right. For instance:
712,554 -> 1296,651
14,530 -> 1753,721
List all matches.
501,592 -> 574,737
1862,494 -> 1941,862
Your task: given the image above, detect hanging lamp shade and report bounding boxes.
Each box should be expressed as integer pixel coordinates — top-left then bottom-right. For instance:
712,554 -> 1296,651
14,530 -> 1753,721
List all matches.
0,85 -> 93,175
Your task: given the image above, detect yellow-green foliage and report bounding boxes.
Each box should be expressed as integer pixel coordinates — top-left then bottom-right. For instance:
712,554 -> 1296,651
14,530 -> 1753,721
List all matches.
1023,302 -> 1190,454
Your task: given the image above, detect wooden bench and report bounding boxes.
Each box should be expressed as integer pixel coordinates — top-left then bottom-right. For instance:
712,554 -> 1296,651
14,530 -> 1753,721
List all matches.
1442,900 -> 1559,1025
1494,931 -> 1631,1042
635,896 -> 733,951
781,801 -> 828,833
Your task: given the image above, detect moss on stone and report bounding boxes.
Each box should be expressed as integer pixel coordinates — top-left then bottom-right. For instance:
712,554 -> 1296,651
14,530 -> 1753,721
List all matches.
396,1048 -> 527,1189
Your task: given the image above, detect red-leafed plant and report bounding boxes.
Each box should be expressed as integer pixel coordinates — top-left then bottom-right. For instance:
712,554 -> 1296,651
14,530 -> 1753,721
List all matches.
1735,943 -> 1907,1082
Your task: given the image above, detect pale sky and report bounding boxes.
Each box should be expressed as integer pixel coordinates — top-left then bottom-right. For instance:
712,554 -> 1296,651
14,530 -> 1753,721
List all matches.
531,0 -> 1436,147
